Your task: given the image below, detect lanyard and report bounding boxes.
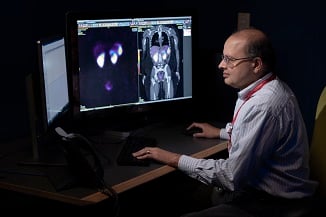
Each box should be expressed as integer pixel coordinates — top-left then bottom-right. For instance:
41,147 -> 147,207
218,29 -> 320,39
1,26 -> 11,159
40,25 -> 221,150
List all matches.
232,74 -> 276,125
227,74 -> 276,150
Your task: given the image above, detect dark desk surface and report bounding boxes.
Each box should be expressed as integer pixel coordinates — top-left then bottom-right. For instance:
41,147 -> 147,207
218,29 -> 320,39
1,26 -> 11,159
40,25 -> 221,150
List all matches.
0,121 -> 227,206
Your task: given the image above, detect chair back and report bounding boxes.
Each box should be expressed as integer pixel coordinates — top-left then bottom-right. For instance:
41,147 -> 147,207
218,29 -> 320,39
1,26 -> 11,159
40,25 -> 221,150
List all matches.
310,86 -> 326,198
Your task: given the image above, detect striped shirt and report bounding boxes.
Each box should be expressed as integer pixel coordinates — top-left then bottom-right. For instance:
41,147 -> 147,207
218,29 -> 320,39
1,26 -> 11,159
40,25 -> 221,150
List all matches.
178,73 -> 318,199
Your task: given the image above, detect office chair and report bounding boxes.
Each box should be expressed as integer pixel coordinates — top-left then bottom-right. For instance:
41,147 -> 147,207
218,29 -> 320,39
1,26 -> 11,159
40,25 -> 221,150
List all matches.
309,86 -> 326,215
310,86 -> 326,197
283,86 -> 326,217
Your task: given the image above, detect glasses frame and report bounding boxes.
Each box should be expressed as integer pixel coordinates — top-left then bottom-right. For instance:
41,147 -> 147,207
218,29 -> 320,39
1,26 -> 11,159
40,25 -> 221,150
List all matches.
220,54 -> 256,67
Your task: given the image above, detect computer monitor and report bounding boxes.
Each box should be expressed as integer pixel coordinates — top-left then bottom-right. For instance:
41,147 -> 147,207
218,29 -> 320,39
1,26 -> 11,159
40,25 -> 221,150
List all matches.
66,10 -> 196,131
26,36 -> 70,160
37,36 -> 70,131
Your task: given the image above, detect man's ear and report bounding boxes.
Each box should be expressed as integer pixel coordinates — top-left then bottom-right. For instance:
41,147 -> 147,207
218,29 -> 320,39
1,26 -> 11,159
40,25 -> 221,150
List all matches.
252,57 -> 263,74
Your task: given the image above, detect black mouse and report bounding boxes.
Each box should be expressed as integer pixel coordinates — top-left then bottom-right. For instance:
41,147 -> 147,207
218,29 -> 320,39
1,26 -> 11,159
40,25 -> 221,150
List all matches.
184,127 -> 203,136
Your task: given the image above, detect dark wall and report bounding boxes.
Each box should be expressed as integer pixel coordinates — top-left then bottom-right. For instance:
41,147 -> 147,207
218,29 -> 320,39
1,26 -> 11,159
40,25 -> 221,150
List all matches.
0,0 -> 325,147
247,1 -> 326,143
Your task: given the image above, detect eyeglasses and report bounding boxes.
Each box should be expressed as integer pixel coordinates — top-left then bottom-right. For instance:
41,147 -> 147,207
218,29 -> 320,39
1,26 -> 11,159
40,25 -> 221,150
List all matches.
220,54 -> 255,67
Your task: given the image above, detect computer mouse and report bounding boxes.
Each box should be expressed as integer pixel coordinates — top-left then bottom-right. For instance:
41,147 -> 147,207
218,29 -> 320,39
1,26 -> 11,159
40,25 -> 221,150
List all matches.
184,127 -> 203,136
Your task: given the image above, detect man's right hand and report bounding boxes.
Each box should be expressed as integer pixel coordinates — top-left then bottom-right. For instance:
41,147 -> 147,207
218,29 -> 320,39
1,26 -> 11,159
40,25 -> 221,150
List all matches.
187,122 -> 221,139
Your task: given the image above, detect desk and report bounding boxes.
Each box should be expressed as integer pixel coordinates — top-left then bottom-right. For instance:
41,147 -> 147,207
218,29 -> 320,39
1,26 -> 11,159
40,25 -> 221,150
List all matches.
0,121 -> 227,206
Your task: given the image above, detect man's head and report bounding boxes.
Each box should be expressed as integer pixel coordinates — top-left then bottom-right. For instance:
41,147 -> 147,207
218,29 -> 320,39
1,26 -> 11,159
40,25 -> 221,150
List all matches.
218,27 -> 276,89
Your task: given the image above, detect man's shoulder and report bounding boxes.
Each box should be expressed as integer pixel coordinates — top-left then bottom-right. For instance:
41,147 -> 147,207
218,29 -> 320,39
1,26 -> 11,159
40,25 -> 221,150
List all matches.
251,81 -> 296,114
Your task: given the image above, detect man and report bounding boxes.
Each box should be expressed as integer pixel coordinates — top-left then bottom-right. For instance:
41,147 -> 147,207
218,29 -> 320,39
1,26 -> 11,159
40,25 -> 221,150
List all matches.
133,27 -> 318,217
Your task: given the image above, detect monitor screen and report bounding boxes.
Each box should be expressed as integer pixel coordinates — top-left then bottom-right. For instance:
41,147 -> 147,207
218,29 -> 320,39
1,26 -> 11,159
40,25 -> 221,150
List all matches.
66,10 -> 195,129
37,36 -> 69,132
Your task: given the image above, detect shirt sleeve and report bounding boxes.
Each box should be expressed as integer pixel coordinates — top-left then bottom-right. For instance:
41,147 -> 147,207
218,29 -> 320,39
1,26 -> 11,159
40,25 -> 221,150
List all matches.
178,155 -> 232,189
178,103 -> 278,191
220,126 -> 230,140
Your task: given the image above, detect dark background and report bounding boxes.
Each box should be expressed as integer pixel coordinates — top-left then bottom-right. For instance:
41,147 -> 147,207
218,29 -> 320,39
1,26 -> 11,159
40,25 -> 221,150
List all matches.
1,0 -> 325,149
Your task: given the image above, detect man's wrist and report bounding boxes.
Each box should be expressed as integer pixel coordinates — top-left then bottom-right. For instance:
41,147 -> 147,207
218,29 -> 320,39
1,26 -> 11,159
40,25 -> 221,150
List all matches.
169,153 -> 181,168
216,128 -> 221,138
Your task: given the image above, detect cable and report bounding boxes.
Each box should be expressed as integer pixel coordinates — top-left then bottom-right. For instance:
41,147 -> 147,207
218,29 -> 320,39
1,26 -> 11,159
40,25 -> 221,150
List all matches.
98,179 -> 120,217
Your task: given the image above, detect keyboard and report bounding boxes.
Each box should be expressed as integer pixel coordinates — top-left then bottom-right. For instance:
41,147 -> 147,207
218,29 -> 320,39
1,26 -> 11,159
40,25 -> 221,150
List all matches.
116,135 -> 157,166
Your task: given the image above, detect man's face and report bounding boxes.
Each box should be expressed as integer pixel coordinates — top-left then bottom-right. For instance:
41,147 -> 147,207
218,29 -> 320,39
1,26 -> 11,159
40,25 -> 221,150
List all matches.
218,36 -> 256,90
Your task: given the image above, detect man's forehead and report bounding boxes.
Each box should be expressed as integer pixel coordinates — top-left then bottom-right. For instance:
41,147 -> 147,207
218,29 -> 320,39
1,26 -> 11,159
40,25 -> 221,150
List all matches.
224,37 -> 247,54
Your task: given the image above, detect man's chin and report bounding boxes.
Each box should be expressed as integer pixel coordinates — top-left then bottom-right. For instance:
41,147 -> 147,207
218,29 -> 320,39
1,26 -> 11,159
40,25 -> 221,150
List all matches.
223,78 -> 231,85
224,79 -> 237,88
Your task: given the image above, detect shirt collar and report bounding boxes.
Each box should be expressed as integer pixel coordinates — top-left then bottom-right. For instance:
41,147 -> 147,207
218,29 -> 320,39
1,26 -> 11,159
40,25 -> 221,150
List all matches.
238,73 -> 274,100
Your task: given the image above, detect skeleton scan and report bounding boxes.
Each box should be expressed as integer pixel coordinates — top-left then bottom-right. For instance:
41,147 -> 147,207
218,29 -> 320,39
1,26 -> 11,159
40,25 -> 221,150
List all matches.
141,25 -> 180,100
